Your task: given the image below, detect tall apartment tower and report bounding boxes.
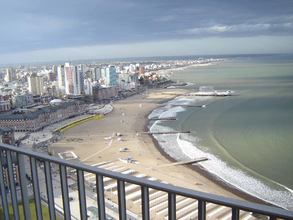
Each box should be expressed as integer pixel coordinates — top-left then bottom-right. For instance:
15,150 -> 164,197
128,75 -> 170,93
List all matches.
76,64 -> 85,94
105,66 -> 117,87
52,65 -> 58,74
57,64 -> 65,89
28,73 -> 44,95
4,68 -> 16,82
94,67 -> 102,81
64,63 -> 84,95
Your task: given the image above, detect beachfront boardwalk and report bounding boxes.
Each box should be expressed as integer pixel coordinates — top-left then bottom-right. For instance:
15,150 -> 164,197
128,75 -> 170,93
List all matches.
81,160 -> 260,220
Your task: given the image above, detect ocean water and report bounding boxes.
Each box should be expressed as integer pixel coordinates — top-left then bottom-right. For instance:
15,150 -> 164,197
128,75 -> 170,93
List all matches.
148,54 -> 293,210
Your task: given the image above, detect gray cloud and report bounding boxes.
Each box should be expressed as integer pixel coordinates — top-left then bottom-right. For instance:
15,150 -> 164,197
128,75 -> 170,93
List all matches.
0,0 -> 293,61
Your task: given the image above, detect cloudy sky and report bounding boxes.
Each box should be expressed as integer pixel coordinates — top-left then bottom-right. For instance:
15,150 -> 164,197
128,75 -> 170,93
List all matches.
1,0 -> 293,64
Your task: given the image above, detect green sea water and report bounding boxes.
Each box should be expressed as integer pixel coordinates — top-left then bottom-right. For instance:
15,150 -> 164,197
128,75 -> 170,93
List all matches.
169,55 -> 293,209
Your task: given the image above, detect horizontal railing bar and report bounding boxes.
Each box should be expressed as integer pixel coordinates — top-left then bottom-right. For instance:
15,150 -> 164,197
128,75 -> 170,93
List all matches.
1,143 -> 293,219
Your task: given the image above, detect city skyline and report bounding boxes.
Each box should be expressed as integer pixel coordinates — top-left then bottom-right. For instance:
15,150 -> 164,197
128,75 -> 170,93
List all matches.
0,0 -> 293,64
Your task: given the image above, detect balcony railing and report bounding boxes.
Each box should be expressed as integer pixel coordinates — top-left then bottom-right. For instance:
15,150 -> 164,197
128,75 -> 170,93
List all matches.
0,143 -> 293,220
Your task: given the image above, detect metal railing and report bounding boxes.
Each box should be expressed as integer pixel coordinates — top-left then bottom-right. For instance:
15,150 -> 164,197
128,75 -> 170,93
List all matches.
0,143 -> 293,220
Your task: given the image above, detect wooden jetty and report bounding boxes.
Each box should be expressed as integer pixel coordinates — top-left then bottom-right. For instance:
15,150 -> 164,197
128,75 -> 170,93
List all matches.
147,131 -> 191,135
169,104 -> 205,108
149,117 -> 177,121
155,157 -> 208,168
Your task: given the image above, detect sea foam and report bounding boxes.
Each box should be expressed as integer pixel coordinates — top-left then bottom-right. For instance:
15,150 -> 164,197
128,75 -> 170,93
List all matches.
149,96 -> 293,211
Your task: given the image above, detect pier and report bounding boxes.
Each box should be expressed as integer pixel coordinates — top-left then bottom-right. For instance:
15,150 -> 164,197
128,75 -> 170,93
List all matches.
149,117 -> 177,121
169,104 -> 206,108
147,131 -> 191,135
155,157 -> 209,168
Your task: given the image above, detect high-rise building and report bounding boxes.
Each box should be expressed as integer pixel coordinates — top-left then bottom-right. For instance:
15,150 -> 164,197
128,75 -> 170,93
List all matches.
105,66 -> 117,87
64,63 -> 84,95
28,73 -> 44,95
52,65 -> 58,74
84,78 -> 93,95
57,65 -> 65,89
4,68 -> 16,82
94,67 -> 102,81
76,64 -> 85,94
64,63 -> 75,95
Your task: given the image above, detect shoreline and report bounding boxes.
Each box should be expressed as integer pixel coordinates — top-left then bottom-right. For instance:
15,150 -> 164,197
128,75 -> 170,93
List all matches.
50,87 -> 285,213
146,91 -> 291,210
144,102 -> 270,206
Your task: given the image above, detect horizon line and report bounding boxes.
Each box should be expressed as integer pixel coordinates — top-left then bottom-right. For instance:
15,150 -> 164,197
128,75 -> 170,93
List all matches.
1,52 -> 293,68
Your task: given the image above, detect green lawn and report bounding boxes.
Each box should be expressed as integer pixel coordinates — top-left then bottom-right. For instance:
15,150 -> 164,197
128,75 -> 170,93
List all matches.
0,200 -> 62,220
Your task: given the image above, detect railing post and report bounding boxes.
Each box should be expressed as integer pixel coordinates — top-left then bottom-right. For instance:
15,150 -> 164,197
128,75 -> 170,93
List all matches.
96,175 -> 106,220
44,160 -> 56,220
198,200 -> 206,220
232,207 -> 239,220
77,170 -> 87,219
141,186 -> 150,220
18,154 -> 31,220
7,150 -> 20,220
0,150 -> 9,220
117,180 -> 127,220
30,157 -> 43,220
60,165 -> 71,220
168,193 -> 176,220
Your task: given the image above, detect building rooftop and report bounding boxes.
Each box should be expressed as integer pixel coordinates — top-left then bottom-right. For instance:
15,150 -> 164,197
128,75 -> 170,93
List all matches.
0,100 -> 81,120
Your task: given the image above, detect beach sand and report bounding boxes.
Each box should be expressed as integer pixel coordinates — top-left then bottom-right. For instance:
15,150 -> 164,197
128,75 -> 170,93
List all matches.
51,88 -> 246,201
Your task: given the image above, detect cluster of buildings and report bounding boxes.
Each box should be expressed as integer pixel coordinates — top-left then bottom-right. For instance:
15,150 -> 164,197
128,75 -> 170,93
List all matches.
0,58 -> 214,132
0,61 -> 174,108
0,57 -> 213,188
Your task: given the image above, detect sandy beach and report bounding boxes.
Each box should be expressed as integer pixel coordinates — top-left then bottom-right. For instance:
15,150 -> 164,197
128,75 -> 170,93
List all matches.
51,88 -> 246,200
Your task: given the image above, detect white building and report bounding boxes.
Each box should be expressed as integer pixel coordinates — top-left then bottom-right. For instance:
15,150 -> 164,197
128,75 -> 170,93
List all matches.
57,65 -> 65,90
84,79 -> 95,95
104,66 -> 117,87
4,68 -> 16,82
28,73 -> 44,95
64,63 -> 84,95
